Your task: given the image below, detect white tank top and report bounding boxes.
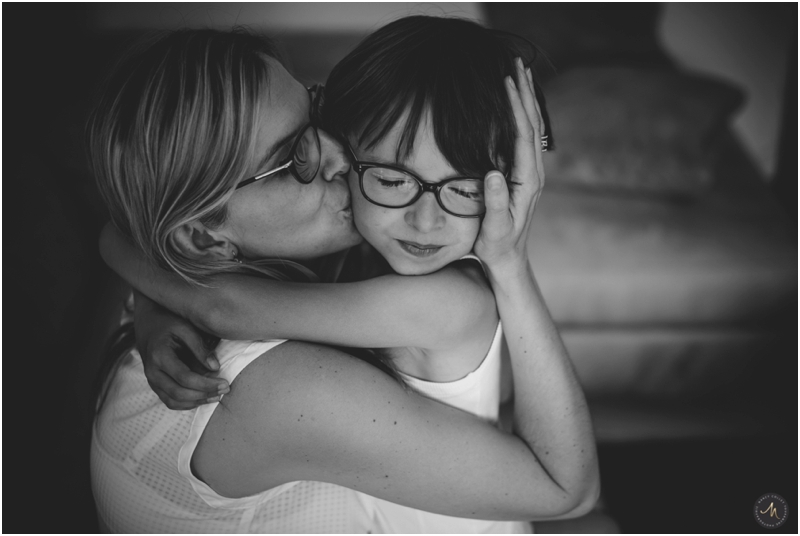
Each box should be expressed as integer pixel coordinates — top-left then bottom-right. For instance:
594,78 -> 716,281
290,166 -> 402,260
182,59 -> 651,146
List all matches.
364,321 -> 531,533
92,257 -> 532,533
91,339 -> 376,533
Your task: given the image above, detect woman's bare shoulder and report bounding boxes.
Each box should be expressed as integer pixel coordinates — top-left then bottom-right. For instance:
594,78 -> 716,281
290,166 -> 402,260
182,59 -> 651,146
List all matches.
193,341 -> 405,495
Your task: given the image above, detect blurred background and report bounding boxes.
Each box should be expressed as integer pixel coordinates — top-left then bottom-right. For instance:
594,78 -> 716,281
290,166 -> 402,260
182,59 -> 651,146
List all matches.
4,3 -> 796,533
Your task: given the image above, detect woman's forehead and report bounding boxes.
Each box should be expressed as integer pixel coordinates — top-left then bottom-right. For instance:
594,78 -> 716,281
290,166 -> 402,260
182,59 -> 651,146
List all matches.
255,58 -> 309,167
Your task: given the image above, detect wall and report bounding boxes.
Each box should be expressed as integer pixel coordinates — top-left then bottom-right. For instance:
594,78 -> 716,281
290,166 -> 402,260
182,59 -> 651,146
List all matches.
659,3 -> 790,180
90,3 -> 789,180
91,2 -> 485,32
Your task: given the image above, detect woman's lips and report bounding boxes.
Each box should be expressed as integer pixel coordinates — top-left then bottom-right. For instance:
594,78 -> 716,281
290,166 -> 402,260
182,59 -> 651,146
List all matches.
397,239 -> 444,257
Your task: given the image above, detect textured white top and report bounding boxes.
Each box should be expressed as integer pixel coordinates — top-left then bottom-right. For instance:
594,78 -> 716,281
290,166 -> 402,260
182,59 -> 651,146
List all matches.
91,257 -> 531,532
91,339 -> 375,533
365,320 -> 532,533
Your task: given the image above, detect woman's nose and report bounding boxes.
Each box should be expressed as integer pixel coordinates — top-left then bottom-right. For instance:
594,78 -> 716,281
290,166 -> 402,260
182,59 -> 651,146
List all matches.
404,192 -> 445,233
317,129 -> 351,182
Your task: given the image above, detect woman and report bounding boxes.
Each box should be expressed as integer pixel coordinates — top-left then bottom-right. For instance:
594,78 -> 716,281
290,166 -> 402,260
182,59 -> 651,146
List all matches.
91,26 -> 597,533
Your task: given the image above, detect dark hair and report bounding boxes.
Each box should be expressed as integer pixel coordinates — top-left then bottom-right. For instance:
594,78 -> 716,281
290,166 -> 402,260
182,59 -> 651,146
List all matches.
323,15 -> 554,178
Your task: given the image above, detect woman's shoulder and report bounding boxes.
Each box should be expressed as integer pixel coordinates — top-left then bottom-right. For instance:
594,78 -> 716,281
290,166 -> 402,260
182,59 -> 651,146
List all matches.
222,341 -> 398,420
193,340 -> 413,494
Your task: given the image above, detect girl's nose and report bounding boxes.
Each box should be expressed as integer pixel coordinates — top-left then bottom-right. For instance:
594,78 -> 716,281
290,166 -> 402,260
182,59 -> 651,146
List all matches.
404,192 -> 445,233
317,129 -> 351,182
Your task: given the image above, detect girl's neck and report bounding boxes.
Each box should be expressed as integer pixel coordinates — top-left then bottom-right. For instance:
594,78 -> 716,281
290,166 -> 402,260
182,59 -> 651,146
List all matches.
337,243 -> 393,283
301,249 -> 351,283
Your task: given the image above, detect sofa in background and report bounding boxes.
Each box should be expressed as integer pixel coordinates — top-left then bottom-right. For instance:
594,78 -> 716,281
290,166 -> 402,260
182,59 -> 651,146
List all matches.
482,4 -> 796,442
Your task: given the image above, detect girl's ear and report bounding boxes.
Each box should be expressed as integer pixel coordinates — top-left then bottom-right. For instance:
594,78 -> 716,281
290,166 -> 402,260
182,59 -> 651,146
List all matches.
170,221 -> 235,261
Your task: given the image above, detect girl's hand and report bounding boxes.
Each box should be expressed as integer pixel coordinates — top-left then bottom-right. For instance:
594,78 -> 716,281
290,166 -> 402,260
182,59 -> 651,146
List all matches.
134,291 -> 229,409
474,57 -> 545,272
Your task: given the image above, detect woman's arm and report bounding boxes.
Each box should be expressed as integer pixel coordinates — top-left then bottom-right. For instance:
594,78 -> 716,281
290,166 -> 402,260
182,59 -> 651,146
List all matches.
195,338 -> 597,521
472,59 -> 598,514
199,60 -> 597,519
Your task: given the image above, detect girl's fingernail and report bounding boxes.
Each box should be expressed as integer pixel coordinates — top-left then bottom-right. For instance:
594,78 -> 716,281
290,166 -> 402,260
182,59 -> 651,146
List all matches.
487,174 -> 502,190
207,396 -> 221,403
218,384 -> 230,394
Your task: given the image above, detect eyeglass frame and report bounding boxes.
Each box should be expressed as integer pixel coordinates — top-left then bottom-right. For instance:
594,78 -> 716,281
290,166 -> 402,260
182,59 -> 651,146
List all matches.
236,85 -> 325,190
345,143 -> 494,218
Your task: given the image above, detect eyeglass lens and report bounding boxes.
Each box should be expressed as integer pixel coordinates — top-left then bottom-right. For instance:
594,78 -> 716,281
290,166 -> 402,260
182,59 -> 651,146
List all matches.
362,167 -> 485,216
292,125 -> 321,183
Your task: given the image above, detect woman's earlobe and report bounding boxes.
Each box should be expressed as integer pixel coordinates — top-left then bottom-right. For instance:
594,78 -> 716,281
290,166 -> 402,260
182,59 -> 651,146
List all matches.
170,222 -> 232,261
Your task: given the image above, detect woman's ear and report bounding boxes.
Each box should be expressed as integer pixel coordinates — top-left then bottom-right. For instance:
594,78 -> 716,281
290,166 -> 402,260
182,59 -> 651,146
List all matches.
169,221 -> 235,261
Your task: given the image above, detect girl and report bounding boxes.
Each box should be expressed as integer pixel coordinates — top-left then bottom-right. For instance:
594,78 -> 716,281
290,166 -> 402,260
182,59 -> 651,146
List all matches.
93,21 -> 597,533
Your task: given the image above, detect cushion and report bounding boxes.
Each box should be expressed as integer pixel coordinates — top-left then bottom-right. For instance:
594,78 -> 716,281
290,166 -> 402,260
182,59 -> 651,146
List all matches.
542,67 -> 744,195
528,134 -> 795,325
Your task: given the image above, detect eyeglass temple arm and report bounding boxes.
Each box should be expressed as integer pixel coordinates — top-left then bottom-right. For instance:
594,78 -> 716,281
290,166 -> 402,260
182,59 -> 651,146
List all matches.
252,160 -> 293,183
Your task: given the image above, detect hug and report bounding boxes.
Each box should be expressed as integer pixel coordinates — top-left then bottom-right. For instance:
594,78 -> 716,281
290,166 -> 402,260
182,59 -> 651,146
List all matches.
89,16 -> 599,533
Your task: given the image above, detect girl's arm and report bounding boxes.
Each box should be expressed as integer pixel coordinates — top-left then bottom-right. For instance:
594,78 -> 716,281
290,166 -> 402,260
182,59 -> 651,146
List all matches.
132,290 -> 229,409
100,227 -> 490,351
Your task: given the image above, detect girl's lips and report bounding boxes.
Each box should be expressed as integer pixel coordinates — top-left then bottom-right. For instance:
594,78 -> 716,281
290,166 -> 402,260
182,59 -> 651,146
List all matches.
397,239 -> 444,257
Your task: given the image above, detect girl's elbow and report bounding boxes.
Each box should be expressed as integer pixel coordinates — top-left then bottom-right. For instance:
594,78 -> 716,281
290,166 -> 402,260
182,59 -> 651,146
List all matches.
191,298 -> 233,338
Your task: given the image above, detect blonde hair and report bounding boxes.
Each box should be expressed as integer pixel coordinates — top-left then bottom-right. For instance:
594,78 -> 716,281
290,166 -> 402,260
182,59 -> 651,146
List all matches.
88,28 -> 315,285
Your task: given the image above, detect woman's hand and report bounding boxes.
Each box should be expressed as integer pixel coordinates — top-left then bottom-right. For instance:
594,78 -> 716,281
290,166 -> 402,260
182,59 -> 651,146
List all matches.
133,291 -> 229,410
474,58 -> 545,272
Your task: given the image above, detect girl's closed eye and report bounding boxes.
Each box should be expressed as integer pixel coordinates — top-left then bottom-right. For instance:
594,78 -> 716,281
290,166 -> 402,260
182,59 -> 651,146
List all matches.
377,177 -> 415,191
448,184 -> 483,200
374,169 -> 416,191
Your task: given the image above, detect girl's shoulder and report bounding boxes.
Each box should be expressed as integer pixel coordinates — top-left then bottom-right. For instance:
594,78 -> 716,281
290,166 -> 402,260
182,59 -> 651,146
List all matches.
431,255 -> 492,295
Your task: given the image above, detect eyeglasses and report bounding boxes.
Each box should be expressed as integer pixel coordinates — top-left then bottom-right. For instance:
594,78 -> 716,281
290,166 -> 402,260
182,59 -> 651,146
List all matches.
236,85 -> 324,190
345,144 -> 488,218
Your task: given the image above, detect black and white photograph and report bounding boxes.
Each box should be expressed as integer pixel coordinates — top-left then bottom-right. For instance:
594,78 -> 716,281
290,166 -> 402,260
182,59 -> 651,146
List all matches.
3,2 -> 797,533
